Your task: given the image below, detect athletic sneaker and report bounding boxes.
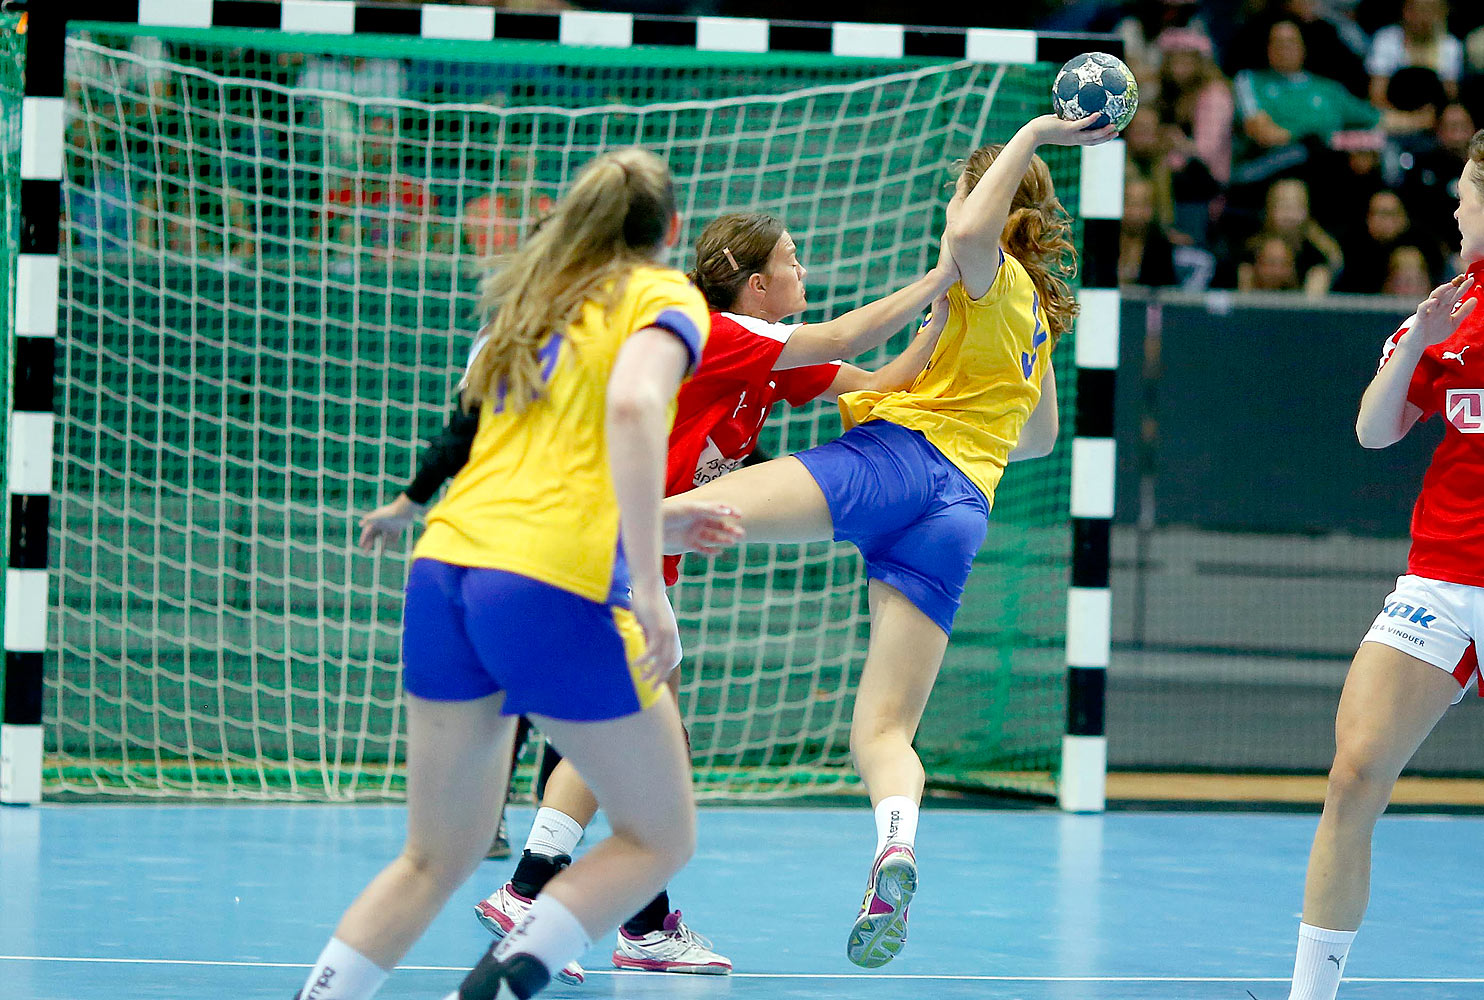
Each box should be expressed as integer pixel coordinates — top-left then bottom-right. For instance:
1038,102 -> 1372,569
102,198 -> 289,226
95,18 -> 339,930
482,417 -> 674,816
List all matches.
611,911 -> 732,974
474,883 -> 586,985
845,844 -> 917,968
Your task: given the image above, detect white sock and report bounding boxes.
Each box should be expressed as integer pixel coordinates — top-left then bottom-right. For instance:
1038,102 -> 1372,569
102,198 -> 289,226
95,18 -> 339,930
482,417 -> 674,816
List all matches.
523,807 -> 584,859
1287,922 -> 1356,1000
298,938 -> 389,1000
493,893 -> 592,973
873,796 -> 919,858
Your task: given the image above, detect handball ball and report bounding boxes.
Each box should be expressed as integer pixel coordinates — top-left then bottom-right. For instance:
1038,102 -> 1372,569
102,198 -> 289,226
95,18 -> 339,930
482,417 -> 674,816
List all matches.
1052,52 -> 1139,131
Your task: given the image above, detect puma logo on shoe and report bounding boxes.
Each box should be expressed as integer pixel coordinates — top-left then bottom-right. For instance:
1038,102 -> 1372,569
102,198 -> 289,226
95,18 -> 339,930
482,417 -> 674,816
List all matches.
1444,346 -> 1470,365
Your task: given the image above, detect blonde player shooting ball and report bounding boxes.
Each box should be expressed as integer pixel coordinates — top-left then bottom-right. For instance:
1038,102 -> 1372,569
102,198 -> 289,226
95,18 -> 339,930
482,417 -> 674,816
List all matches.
294,147 -> 743,1000
470,210 -> 954,977
669,112 -> 1118,968
1275,131 -> 1484,1000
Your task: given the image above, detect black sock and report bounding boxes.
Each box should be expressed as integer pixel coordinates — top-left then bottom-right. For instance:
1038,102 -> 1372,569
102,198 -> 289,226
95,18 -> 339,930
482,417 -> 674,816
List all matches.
459,948 -> 551,1000
621,890 -> 671,936
510,850 -> 569,899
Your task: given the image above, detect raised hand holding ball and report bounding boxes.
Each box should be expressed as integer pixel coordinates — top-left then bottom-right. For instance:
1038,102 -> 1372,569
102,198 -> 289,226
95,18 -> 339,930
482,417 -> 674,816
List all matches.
1052,52 -> 1139,132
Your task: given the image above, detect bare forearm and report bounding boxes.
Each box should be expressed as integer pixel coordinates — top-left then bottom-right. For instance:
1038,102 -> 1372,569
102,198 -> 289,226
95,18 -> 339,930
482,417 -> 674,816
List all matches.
1357,340 -> 1422,448
947,127 -> 1040,255
868,328 -> 940,392
782,269 -> 954,367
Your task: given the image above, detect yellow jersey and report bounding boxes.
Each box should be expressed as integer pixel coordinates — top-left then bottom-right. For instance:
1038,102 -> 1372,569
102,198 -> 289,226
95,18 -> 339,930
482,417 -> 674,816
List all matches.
837,251 -> 1053,506
414,266 -> 709,604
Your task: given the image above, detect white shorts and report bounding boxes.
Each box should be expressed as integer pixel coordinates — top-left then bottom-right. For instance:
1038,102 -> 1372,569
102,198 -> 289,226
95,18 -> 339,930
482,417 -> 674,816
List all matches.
1361,574 -> 1482,704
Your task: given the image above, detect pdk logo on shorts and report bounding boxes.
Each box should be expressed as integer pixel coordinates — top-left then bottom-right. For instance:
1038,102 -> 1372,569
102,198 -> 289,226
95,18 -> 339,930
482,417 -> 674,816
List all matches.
1446,389 -> 1484,432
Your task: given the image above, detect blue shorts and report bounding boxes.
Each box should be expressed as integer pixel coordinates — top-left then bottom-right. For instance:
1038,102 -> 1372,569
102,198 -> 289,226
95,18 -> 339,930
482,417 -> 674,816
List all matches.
794,420 -> 989,635
400,559 -> 664,721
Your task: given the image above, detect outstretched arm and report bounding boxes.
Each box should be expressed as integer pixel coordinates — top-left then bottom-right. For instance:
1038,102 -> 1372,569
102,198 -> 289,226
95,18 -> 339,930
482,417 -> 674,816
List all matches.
816,293 -> 950,402
947,114 -> 1117,300
358,400 -> 479,551
772,248 -> 958,369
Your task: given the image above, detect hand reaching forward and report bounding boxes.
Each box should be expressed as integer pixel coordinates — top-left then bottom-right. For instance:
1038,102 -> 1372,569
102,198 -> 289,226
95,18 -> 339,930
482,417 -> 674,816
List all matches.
662,498 -> 745,556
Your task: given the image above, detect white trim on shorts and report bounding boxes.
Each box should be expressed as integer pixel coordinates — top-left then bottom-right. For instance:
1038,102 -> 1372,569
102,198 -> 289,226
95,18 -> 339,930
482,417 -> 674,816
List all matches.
1361,574 -> 1482,704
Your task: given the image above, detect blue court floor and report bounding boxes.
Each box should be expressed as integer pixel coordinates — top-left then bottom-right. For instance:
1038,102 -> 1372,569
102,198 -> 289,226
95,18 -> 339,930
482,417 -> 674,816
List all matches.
2,803 -> 1482,999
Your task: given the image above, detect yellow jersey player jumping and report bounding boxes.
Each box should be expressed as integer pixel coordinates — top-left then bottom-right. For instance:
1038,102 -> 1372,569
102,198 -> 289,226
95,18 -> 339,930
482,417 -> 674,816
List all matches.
292,147 -> 740,1000
672,112 -> 1118,969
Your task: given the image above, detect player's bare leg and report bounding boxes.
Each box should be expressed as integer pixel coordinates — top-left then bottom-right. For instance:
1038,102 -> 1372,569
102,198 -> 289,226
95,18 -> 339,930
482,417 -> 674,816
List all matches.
478,664 -> 729,975
1286,641 -> 1457,1000
453,698 -> 698,996
673,456 -> 834,544
297,693 -> 517,997
844,580 -> 951,968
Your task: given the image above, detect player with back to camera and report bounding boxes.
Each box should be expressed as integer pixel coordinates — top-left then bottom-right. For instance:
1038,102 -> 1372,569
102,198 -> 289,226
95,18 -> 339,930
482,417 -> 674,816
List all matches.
361,208 -> 961,979
1276,131 -> 1484,1000
293,146 -> 743,1000
668,112 -> 1118,968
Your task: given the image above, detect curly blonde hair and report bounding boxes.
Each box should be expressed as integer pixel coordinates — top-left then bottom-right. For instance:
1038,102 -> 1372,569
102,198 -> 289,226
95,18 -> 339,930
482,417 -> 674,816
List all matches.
959,145 -> 1079,343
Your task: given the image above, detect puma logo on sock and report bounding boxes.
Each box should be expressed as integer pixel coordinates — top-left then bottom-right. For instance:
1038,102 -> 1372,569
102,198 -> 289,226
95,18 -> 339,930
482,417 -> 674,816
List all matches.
1327,955 -> 1342,969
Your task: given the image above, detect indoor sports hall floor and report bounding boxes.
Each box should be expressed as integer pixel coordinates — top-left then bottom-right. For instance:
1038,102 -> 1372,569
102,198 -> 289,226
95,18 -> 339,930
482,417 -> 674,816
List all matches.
3,803 -> 1481,999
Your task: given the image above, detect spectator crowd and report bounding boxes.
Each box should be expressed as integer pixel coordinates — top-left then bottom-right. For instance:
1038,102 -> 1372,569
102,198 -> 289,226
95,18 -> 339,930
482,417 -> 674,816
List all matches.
62,0 -> 1484,298
1081,0 -> 1484,294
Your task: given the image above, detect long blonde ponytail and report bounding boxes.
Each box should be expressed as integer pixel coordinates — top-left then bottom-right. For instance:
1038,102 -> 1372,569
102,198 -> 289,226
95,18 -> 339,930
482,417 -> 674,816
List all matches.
461,147 -> 677,412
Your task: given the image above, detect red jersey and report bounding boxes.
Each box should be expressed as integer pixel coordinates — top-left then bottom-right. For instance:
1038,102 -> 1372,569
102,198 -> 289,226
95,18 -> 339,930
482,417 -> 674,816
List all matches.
462,191 -> 556,257
1377,258 -> 1484,587
326,176 -> 432,250
662,312 -> 840,584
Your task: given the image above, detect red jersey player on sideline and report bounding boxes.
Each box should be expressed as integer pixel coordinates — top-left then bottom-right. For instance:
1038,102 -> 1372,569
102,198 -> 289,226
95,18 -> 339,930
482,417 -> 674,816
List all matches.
358,209 -> 956,978
1276,128 -> 1484,1000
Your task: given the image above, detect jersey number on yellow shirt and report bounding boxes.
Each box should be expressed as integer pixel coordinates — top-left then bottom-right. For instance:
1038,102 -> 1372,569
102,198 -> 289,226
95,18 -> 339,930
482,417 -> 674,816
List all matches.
1019,291 -> 1048,380
492,333 -> 564,413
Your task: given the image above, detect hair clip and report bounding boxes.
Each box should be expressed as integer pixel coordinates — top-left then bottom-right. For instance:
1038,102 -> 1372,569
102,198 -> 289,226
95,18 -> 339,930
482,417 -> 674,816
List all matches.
722,248 -> 740,273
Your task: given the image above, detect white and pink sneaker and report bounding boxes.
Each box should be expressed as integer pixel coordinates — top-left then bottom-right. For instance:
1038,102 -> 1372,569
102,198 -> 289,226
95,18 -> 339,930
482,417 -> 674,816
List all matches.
611,911 -> 732,975
845,844 -> 917,968
473,882 -> 586,985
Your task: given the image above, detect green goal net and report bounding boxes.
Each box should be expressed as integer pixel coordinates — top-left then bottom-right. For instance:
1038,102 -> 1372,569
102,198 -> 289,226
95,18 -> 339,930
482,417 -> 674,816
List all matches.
0,10 -> 22,674
52,23 -> 1080,800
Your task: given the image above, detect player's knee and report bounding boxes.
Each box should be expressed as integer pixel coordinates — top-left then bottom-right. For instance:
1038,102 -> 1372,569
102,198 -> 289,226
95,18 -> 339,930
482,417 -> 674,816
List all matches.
398,843 -> 480,889
848,719 -> 911,760
1325,746 -> 1396,810
614,808 -> 695,870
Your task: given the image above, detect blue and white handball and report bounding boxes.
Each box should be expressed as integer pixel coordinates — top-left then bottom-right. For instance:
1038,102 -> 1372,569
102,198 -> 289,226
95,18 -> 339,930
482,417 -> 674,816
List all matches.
1052,51 -> 1139,132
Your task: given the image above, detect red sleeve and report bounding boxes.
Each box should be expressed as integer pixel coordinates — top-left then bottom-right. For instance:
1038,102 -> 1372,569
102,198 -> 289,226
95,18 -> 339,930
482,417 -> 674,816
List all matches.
772,361 -> 841,406
700,314 -> 790,383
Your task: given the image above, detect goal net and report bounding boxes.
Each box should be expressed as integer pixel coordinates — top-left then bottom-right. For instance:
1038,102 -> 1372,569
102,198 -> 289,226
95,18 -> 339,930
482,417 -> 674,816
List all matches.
52,22 -> 1080,800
